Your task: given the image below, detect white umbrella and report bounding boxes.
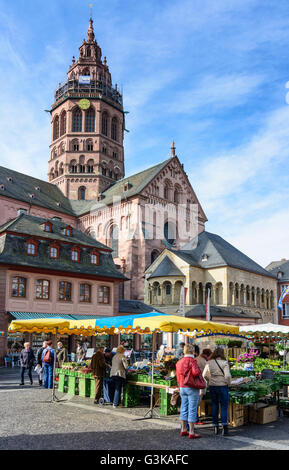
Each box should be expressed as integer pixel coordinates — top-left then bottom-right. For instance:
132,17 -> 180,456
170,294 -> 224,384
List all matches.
240,323 -> 289,337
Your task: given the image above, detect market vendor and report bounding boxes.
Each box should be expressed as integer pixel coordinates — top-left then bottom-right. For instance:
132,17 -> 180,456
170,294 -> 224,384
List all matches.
91,346 -> 110,404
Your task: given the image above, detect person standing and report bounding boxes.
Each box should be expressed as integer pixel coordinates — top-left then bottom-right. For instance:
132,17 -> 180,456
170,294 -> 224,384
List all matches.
194,348 -> 212,425
19,342 -> 35,386
56,341 -> 67,368
76,341 -> 86,362
41,340 -> 55,389
176,344 -> 204,439
110,345 -> 128,408
36,340 -> 47,386
203,347 -> 232,436
175,342 -> 185,359
91,346 -> 109,404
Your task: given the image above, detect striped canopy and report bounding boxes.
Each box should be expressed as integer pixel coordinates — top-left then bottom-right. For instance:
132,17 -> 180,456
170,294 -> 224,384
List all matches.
240,323 -> 289,338
8,313 -> 239,336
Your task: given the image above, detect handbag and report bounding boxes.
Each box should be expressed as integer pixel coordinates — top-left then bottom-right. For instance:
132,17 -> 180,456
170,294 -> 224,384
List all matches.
183,358 -> 206,390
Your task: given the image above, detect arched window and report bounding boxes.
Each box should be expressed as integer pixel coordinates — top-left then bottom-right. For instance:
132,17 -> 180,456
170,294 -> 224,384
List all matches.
164,221 -> 176,245
71,139 -> 79,151
72,108 -> 82,132
107,224 -> 119,258
70,159 -> 77,173
53,116 -> 59,141
85,108 -> 95,132
78,186 -> 86,200
60,111 -> 66,136
102,112 -> 108,135
86,139 -> 93,151
151,250 -> 159,264
87,159 -> 94,173
111,117 -> 118,141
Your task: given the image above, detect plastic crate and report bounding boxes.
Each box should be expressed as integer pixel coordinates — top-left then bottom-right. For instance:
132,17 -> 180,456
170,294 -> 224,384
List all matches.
159,388 -> 178,416
78,377 -> 90,397
67,375 -> 78,395
57,373 -> 68,393
123,384 -> 140,407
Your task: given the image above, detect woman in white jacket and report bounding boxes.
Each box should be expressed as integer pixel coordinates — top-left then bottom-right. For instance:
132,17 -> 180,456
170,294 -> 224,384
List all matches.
110,345 -> 128,407
203,348 -> 232,436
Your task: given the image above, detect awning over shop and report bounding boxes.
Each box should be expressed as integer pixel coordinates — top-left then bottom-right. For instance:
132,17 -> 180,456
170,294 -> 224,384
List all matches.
240,322 -> 289,338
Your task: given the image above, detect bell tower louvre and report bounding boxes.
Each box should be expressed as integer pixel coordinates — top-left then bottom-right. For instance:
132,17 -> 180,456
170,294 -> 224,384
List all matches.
48,18 -> 125,201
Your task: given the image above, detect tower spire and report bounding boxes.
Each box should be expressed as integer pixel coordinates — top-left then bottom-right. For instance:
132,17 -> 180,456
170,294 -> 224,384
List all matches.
87,17 -> 95,42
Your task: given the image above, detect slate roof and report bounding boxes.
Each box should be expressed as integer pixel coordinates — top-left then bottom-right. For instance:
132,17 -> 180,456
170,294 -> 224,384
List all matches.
267,259 -> 289,282
0,214 -> 126,280
149,304 -> 261,319
69,158 -> 172,216
0,166 -> 74,216
147,256 -> 185,279
118,299 -> 164,314
169,231 -> 276,279
0,214 -> 109,250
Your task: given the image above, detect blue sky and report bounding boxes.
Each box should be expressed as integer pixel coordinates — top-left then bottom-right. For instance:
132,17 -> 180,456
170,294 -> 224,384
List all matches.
1,0 -> 289,267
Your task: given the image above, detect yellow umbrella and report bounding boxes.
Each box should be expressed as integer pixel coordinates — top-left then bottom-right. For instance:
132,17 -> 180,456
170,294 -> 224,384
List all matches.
8,319 -> 71,335
132,315 -> 240,335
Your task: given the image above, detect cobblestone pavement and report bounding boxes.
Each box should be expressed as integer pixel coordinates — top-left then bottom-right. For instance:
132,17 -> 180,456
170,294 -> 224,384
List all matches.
1,367 -> 289,450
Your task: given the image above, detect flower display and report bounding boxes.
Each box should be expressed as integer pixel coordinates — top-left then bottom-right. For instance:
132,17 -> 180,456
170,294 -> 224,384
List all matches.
236,349 -> 259,363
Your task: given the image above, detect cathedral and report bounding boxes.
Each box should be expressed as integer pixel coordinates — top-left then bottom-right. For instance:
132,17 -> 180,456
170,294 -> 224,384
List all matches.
0,19 -> 278,359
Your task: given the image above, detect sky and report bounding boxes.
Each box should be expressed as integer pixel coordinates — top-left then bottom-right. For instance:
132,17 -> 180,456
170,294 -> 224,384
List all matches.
0,0 -> 289,268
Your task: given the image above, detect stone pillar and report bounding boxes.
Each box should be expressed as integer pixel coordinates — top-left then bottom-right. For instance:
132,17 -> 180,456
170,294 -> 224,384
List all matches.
237,286 -> 241,306
202,287 -> 206,305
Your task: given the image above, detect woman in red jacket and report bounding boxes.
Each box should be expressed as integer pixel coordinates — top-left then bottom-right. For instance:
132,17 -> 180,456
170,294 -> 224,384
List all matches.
176,344 -> 202,439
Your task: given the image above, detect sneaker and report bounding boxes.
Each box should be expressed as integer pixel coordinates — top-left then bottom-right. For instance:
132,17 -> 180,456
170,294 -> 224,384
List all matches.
214,426 -> 219,435
19,383 -> 24,386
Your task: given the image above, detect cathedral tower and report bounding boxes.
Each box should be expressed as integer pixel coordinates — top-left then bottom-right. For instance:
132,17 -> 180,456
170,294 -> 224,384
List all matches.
48,19 -> 125,200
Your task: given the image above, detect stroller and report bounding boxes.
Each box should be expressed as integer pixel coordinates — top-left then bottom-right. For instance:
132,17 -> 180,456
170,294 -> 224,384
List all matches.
98,378 -> 115,405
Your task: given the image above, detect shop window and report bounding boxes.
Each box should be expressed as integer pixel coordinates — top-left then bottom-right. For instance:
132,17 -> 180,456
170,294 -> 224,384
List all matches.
80,283 -> 91,302
59,281 -> 72,301
11,277 -> 26,297
98,286 -> 110,304
36,280 -> 50,300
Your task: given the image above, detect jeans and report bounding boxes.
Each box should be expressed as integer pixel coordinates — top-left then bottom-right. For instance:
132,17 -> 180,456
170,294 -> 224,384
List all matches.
20,366 -> 32,384
111,376 -> 125,406
43,364 -> 54,389
179,387 -> 200,423
209,385 -> 229,426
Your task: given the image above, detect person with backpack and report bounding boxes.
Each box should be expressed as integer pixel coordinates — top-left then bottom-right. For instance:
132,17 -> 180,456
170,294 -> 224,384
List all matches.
41,340 -> 55,389
203,347 -> 232,436
176,344 -> 206,439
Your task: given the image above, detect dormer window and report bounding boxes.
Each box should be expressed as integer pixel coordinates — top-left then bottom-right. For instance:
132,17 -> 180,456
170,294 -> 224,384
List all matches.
90,251 -> 99,265
44,222 -> 52,233
27,239 -> 38,256
7,177 -> 13,182
65,226 -> 73,237
49,243 -> 59,259
124,181 -> 133,191
0,184 -> 5,190
201,254 -> 208,262
71,247 -> 80,262
35,186 -> 41,191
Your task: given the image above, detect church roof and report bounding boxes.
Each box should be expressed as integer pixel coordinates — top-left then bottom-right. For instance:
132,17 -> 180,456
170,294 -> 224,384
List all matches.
69,158 -> 172,216
148,256 -> 185,279
170,231 -> 276,279
0,166 -> 75,216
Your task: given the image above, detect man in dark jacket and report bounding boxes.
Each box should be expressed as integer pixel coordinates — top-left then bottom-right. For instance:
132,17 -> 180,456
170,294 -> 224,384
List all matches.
36,341 -> 47,386
91,346 -> 110,404
20,342 -> 35,386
